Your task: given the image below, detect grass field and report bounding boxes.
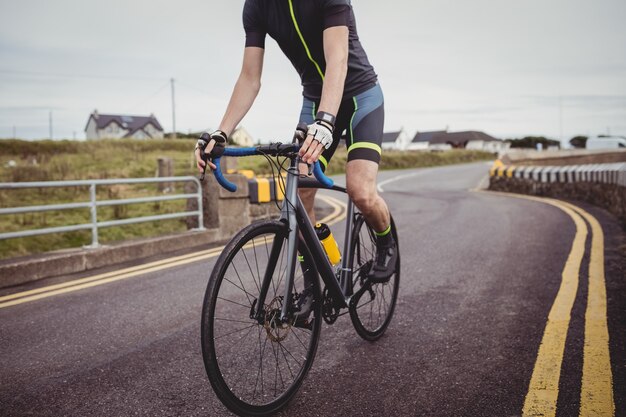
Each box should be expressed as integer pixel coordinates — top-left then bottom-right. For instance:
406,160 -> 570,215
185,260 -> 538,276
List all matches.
0,139 -> 493,259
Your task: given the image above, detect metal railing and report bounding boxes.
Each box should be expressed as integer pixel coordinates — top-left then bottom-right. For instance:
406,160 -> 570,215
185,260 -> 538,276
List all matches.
0,176 -> 204,248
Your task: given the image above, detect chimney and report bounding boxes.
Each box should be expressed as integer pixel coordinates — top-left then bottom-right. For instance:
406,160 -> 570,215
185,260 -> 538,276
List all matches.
93,109 -> 99,119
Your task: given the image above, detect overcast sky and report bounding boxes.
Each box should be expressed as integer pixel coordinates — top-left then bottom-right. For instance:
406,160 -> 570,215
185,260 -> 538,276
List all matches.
1,0 -> 625,144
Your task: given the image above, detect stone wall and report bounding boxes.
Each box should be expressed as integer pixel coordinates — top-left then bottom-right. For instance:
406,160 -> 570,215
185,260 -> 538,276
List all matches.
489,163 -> 626,228
186,171 -> 280,240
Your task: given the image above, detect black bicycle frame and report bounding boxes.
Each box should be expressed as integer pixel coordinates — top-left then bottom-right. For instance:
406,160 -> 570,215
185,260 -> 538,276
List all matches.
253,154 -> 358,323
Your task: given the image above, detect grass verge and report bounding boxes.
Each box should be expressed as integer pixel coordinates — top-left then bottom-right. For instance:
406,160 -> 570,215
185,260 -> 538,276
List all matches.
0,139 -> 492,259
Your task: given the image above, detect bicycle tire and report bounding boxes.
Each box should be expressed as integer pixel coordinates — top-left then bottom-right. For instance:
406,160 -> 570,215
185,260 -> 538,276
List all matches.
201,221 -> 322,416
348,215 -> 400,341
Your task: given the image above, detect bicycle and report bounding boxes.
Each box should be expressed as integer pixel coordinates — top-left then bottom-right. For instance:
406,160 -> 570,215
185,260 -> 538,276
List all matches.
200,126 -> 400,416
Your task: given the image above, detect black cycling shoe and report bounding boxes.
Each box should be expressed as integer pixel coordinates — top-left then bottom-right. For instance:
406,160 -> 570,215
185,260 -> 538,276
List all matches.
368,239 -> 398,283
293,286 -> 314,328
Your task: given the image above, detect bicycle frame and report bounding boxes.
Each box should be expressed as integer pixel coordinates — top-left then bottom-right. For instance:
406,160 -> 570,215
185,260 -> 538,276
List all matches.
252,154 -> 358,323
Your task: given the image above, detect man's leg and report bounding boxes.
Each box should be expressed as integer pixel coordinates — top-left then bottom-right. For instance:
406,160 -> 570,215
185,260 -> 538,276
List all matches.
346,159 -> 396,282
346,159 -> 389,231
298,162 -> 317,224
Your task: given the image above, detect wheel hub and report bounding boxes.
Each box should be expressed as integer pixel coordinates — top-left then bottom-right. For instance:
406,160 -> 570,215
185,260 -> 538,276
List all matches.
263,296 -> 293,342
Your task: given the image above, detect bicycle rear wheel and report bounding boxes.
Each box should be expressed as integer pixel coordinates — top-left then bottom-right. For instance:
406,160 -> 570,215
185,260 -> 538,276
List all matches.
348,215 -> 400,341
201,221 -> 322,416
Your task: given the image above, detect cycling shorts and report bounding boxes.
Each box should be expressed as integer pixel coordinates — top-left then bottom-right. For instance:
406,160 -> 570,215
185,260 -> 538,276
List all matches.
299,83 -> 384,171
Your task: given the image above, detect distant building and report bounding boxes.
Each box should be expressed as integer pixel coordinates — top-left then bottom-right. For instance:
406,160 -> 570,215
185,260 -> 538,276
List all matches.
230,126 -> 254,147
408,130 -> 508,152
407,130 -> 447,151
84,110 -> 164,140
381,129 -> 410,150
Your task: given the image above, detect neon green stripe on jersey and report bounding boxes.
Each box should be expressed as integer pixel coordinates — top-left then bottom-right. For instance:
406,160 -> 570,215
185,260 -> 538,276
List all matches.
288,0 -> 325,81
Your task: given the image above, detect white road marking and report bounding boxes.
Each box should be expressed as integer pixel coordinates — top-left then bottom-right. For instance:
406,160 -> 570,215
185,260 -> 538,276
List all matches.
377,171 -> 424,193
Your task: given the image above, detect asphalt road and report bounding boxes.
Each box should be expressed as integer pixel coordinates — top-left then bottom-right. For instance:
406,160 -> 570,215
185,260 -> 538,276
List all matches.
1,161 -> 624,417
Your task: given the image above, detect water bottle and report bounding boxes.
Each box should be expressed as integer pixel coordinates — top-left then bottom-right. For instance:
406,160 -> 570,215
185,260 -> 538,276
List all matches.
314,223 -> 341,265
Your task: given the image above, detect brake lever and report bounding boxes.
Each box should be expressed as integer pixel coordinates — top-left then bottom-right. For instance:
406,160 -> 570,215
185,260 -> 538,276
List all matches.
199,149 -> 208,181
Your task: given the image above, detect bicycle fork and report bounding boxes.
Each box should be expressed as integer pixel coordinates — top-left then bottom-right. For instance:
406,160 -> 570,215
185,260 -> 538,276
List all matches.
253,158 -> 352,326
251,159 -> 302,324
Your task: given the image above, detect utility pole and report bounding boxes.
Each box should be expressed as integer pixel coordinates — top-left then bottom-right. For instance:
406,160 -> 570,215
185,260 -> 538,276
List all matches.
558,96 -> 563,146
171,78 -> 177,139
49,111 -> 53,140
12,125 -> 16,139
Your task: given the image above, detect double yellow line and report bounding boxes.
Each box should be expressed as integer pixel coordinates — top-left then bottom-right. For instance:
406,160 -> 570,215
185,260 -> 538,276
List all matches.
0,194 -> 347,309
485,191 -> 615,417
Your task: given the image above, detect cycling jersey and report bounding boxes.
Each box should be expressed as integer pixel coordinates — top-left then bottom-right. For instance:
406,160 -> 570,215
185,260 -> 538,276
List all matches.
243,0 -> 378,100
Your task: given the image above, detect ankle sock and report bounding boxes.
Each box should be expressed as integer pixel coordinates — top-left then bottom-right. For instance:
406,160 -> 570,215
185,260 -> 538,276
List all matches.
374,224 -> 393,246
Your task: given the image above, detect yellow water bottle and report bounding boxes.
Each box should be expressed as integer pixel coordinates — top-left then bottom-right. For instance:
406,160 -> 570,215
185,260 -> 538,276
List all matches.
314,223 -> 341,265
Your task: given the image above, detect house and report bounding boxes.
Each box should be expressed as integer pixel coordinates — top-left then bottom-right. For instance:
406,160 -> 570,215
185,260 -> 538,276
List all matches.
435,131 -> 499,149
408,130 -> 508,152
230,126 -> 254,147
84,110 -> 164,140
407,130 -> 447,151
381,129 -> 410,150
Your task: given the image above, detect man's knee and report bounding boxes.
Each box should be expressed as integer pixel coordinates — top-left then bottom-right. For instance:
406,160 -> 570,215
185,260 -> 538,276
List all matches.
348,187 -> 378,213
299,188 -> 316,203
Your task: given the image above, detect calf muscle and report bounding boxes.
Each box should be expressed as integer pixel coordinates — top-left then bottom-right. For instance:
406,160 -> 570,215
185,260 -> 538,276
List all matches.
346,160 -> 389,232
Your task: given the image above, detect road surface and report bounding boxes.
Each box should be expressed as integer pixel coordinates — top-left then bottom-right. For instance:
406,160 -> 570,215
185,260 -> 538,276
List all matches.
1,161 -> 624,416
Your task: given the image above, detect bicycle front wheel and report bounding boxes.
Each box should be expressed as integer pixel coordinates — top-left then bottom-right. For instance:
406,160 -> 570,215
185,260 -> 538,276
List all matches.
201,221 -> 322,416
349,215 -> 400,341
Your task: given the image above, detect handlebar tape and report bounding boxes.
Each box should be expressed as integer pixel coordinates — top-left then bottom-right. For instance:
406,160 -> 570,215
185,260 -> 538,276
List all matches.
212,158 -> 237,192
212,147 -> 334,192
223,147 -> 258,157
312,161 -> 334,188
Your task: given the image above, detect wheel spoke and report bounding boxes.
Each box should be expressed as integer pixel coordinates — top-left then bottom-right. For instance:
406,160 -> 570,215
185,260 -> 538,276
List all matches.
242,241 -> 261,295
277,340 -> 303,368
349,216 -> 399,340
275,243 -> 287,293
217,296 -> 251,310
289,325 -> 309,354
228,263 -> 255,306
203,224 -> 320,410
252,237 -> 263,293
278,341 -> 296,380
213,323 -> 256,341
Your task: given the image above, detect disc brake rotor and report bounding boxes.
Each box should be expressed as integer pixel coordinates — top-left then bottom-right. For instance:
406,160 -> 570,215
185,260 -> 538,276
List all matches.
263,296 -> 294,342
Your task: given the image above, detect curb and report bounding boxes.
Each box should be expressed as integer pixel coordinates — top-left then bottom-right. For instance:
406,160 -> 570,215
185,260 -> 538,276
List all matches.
488,160 -> 626,227
0,228 -> 221,289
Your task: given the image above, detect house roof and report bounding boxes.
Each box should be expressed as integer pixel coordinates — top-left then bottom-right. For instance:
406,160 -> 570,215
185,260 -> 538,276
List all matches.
412,130 -> 499,144
430,131 -> 499,145
85,111 -> 163,136
382,131 -> 402,143
411,130 -> 447,143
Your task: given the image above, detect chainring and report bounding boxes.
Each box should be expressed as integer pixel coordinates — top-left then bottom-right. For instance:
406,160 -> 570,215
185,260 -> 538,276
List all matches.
321,286 -> 340,324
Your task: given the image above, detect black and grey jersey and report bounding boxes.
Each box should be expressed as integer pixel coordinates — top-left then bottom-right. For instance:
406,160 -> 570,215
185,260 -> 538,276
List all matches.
243,0 -> 378,100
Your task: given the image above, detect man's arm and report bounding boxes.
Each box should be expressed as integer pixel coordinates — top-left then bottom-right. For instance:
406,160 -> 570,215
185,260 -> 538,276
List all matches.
299,26 -> 349,164
318,26 -> 349,121
196,46 -> 264,171
219,46 -> 264,136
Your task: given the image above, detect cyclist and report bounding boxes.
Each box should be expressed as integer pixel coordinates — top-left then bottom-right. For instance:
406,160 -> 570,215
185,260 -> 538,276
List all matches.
194,0 -> 396,282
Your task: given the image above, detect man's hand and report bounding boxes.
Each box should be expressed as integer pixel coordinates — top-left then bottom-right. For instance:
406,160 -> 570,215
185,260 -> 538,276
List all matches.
195,130 -> 227,173
299,121 -> 333,164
